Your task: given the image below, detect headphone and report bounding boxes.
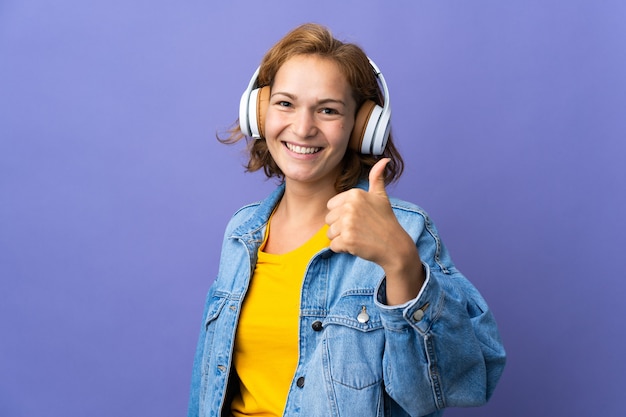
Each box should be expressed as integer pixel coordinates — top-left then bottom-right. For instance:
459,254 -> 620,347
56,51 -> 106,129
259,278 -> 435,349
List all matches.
238,58 -> 391,155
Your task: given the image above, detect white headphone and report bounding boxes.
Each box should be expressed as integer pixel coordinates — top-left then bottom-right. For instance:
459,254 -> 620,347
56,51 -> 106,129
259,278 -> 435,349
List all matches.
238,57 -> 391,155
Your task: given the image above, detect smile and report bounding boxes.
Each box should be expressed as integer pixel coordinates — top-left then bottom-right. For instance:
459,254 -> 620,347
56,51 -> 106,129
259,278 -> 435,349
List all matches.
284,142 -> 322,155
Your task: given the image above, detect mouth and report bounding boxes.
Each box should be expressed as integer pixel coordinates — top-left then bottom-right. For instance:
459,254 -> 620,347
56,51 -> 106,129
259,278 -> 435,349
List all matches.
284,142 -> 322,155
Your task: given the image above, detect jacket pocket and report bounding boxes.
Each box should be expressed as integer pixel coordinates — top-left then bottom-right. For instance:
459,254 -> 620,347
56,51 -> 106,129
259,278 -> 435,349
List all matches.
323,291 -> 384,390
204,291 -> 228,329
202,291 -> 228,358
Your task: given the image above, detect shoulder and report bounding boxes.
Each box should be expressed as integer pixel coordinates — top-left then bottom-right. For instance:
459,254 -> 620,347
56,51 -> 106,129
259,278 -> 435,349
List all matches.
387,195 -> 444,242
231,201 -> 263,221
388,195 -> 429,223
222,201 -> 263,236
388,195 -> 426,216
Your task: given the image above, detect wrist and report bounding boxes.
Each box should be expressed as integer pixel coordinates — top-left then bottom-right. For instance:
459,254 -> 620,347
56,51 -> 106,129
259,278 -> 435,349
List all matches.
382,238 -> 425,305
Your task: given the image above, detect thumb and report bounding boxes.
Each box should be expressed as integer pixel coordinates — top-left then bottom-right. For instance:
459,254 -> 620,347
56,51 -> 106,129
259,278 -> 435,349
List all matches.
368,158 -> 390,196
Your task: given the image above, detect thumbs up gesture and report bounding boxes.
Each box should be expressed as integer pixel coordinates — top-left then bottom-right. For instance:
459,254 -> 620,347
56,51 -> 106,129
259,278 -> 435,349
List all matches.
326,158 -> 394,262
326,158 -> 425,304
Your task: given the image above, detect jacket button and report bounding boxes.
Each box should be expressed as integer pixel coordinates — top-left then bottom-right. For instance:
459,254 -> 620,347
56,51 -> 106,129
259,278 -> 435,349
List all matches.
311,321 -> 323,331
412,309 -> 424,321
296,376 -> 305,388
357,306 -> 370,323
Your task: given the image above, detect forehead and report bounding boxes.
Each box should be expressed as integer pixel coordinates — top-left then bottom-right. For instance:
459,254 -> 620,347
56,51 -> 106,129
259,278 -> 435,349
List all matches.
273,55 -> 353,99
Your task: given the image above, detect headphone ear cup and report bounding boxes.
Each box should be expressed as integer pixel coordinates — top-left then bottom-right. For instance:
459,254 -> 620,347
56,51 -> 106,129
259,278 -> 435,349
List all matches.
370,105 -> 391,156
350,100 -> 377,153
256,86 -> 270,139
242,86 -> 270,138
239,89 -> 253,137
354,100 -> 390,155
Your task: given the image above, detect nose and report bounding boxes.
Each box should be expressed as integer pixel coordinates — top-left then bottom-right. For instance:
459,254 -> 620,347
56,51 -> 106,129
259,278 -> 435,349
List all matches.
291,109 -> 317,138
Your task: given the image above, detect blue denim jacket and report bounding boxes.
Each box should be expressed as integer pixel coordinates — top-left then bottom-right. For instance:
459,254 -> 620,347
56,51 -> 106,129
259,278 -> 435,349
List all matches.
188,183 -> 506,417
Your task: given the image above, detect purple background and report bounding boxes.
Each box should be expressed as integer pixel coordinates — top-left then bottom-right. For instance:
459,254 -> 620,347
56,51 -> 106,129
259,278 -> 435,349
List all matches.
1,1 -> 625,416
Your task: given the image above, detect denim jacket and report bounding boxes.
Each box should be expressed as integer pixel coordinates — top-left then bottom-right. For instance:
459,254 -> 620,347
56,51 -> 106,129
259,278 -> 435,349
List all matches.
188,183 -> 506,417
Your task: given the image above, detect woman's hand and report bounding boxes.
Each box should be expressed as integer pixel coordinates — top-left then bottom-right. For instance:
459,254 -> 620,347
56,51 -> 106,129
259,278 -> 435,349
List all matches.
326,158 -> 425,304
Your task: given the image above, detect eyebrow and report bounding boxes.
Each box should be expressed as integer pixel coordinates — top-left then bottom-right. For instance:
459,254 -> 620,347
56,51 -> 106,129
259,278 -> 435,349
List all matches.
271,92 -> 347,107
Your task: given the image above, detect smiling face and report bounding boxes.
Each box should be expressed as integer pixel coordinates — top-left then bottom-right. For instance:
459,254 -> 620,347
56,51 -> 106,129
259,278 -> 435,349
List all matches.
263,54 -> 357,191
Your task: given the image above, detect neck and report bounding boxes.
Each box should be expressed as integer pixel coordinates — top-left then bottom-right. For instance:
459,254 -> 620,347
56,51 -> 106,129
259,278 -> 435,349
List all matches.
276,178 -> 337,226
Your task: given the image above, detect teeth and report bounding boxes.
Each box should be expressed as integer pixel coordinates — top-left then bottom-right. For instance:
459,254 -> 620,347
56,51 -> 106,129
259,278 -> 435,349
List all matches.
285,143 -> 321,154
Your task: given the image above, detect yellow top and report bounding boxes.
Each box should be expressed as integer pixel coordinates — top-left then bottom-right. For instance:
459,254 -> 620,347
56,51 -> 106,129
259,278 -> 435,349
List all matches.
230,222 -> 330,417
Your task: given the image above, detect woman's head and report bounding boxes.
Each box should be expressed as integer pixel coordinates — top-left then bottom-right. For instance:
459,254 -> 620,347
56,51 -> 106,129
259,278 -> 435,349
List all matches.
222,23 -> 404,191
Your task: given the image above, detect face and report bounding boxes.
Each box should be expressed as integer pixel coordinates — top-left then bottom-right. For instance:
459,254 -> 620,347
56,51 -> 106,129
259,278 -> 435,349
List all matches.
263,54 -> 357,190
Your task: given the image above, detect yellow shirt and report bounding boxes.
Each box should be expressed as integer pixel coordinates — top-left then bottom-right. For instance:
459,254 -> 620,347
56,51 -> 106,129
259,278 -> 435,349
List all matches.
231,223 -> 329,417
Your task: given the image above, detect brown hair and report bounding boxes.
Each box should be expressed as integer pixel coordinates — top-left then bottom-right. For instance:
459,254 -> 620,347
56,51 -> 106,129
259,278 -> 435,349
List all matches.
219,23 -> 404,192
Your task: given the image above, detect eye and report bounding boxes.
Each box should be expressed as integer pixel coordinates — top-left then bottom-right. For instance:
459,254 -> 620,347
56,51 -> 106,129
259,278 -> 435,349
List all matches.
320,107 -> 339,115
277,100 -> 292,108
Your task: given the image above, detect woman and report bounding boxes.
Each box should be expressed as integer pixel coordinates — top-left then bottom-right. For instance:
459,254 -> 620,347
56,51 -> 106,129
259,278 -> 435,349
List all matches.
188,23 -> 505,417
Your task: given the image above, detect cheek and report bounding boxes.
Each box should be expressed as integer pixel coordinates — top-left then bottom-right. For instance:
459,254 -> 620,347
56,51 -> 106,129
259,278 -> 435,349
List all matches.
343,114 -> 356,132
338,120 -> 355,145
263,110 -> 285,139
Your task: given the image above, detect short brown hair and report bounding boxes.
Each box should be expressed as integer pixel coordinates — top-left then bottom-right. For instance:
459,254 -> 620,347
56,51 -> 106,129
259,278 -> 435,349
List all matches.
219,23 -> 404,192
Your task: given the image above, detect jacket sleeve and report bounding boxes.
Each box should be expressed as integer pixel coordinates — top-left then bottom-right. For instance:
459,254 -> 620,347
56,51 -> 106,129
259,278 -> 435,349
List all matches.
374,213 -> 506,416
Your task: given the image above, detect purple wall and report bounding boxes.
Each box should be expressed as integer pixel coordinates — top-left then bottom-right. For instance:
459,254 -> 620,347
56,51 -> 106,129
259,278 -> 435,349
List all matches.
1,1 -> 625,416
